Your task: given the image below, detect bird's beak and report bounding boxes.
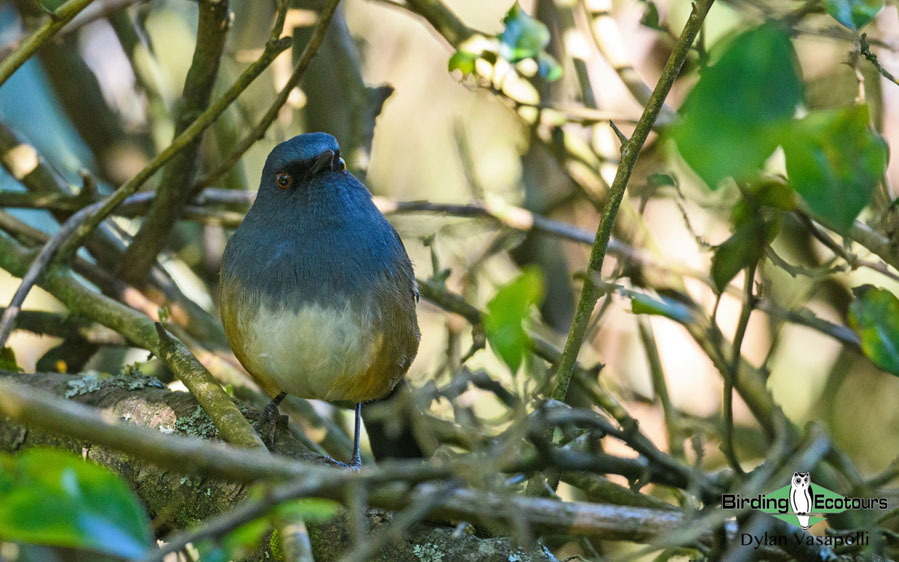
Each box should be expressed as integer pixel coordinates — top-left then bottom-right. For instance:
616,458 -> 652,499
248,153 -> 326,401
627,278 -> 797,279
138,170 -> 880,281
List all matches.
309,150 -> 335,176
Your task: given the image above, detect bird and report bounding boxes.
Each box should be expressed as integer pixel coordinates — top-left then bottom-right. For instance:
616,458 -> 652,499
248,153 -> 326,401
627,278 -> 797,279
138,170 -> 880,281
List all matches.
219,132 -> 420,467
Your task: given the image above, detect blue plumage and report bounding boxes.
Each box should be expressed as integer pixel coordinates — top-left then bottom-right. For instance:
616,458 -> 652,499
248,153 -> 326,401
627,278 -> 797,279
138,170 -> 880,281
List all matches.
219,133 -> 420,405
224,133 -> 410,306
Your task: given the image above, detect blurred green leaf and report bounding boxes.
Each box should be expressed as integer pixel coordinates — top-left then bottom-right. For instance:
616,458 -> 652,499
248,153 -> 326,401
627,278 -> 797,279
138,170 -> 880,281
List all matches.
536,52 -> 562,82
783,104 -> 886,233
499,3 -> 550,62
751,180 -> 797,211
671,25 -> 802,188
196,496 -> 338,562
275,498 -> 340,523
0,449 -> 151,558
630,293 -> 694,324
711,218 -> 773,292
0,347 -> 21,372
647,173 -> 676,188
38,0 -> 67,10
220,518 -> 270,560
849,286 -> 899,376
484,267 -> 545,373
825,0 -> 883,30
449,50 -> 479,75
640,2 -> 662,30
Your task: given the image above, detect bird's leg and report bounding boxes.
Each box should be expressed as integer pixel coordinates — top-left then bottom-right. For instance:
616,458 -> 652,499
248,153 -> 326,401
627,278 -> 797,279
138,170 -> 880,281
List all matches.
349,402 -> 362,470
255,391 -> 287,447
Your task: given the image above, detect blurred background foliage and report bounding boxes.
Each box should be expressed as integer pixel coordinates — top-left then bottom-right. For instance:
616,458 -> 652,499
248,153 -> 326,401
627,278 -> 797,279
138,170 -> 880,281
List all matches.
0,0 -> 898,559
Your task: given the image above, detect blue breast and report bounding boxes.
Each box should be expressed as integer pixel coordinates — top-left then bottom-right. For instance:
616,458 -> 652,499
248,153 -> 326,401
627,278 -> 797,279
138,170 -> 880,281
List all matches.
222,171 -> 406,309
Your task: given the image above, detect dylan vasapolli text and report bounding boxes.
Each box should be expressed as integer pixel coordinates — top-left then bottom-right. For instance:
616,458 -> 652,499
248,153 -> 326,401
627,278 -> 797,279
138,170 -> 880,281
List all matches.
741,531 -> 868,550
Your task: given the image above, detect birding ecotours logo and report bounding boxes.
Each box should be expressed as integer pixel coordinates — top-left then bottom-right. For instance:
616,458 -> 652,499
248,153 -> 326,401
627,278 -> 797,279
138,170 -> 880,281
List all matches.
721,472 -> 889,529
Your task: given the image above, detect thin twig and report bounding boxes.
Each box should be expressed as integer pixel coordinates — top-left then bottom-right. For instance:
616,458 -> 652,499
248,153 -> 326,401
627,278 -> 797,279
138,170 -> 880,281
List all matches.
0,16 -> 298,342
0,0 -> 95,87
860,33 -> 899,87
722,261 -> 756,476
197,0 -> 343,188
0,196 -> 109,349
636,316 -> 683,459
121,0 -> 233,281
582,0 -> 677,125
550,0 -> 715,402
53,34 -> 297,261
338,482 -> 457,562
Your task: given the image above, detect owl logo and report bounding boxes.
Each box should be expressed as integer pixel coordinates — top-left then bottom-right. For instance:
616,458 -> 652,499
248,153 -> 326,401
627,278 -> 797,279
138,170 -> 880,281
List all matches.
790,472 -> 813,530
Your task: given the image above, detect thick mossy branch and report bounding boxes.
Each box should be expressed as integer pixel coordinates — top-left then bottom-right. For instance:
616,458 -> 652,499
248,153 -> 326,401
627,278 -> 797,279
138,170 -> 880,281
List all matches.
0,372 -> 253,534
154,323 -> 264,450
0,375 -> 728,549
0,373 -> 558,560
0,232 -> 262,449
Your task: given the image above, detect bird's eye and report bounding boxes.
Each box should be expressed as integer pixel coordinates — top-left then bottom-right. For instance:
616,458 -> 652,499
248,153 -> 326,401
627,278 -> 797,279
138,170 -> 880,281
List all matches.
336,156 -> 346,172
275,171 -> 293,190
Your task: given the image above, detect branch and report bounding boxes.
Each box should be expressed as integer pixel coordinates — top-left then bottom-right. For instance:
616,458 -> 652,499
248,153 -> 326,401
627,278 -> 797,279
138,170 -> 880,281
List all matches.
0,196 -> 113,349
120,0 -> 232,282
0,0 -> 95,87
400,0 -> 476,46
860,33 -> 899,87
0,232 -> 261,449
0,308 -> 124,346
0,195 -> 228,349
549,0 -> 715,402
0,373 -> 559,561
154,323 -> 264,450
0,377 -> 698,547
53,34 -> 295,263
0,22 -> 295,346
583,0 -> 677,125
197,0 -> 342,188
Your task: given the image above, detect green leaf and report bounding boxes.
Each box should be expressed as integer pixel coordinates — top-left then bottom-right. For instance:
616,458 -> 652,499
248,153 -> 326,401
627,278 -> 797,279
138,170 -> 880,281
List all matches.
484,267 -> 545,373
0,347 -> 22,372
275,498 -> 340,523
640,2 -> 662,30
220,518 -> 271,559
647,173 -> 676,188
825,0 -> 884,30
536,52 -> 562,82
196,496 -> 338,562
751,180 -> 796,211
499,3 -> 550,63
0,449 -> 151,558
670,25 -> 802,188
783,104 -> 887,233
449,50 -> 479,75
711,218 -> 772,292
848,286 -> 899,376
630,293 -> 695,324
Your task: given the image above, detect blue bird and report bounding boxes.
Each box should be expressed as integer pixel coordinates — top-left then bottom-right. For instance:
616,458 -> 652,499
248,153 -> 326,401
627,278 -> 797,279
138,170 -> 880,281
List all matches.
220,132 -> 420,467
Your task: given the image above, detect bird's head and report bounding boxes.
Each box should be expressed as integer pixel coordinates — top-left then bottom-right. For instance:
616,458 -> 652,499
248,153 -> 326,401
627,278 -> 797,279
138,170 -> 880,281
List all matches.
257,132 -> 348,199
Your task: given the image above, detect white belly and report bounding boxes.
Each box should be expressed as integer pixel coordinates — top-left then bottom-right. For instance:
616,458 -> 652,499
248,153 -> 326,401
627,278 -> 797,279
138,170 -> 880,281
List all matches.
235,301 -> 381,400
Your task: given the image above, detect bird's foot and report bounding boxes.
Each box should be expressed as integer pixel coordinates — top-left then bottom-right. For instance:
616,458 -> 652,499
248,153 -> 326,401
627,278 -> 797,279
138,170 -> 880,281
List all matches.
348,452 -> 362,471
254,393 -> 287,449
317,454 -> 362,471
